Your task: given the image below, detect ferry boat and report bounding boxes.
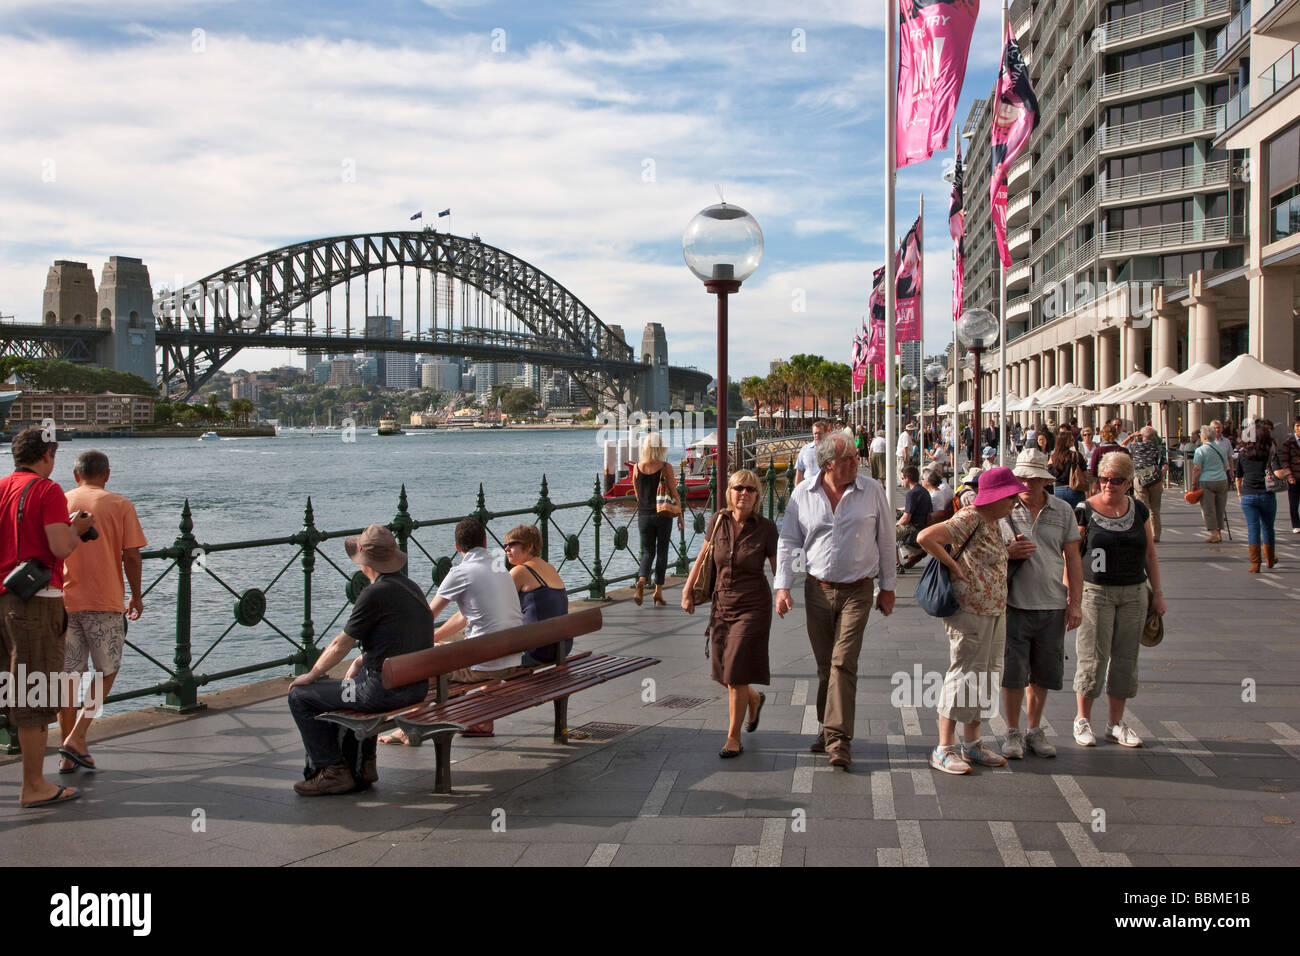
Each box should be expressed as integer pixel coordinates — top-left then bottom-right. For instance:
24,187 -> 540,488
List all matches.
377,418 -> 402,436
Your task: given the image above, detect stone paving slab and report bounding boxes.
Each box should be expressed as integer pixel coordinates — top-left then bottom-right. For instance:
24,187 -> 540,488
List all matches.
2,497 -> 1297,866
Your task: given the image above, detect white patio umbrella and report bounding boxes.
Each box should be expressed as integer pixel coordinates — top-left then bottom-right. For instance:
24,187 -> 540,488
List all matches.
1023,385 -> 1063,410
936,403 -> 954,415
1169,362 -> 1220,388
957,398 -> 975,413
1043,383 -> 1096,407
1082,370 -> 1149,407
1195,353 -> 1300,396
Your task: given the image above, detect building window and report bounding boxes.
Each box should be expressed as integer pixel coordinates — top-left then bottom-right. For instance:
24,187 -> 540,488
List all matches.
1268,122 -> 1300,242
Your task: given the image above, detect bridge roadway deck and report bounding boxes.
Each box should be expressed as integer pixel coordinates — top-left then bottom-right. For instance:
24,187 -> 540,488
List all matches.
2,499 -> 1298,867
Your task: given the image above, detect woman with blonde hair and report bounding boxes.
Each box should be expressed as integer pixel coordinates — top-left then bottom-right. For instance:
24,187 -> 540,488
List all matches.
682,469 -> 778,758
1071,451 -> 1166,749
631,431 -> 684,606
1191,424 -> 1231,543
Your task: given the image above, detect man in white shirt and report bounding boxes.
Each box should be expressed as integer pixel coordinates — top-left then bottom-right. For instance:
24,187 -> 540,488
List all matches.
794,421 -> 829,487
924,469 -> 953,513
896,425 -> 915,476
427,516 -> 526,737
870,429 -> 888,481
776,432 -> 896,769
1211,420 -> 1235,461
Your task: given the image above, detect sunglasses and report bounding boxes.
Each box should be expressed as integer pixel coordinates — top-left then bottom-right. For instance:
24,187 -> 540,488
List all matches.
733,486 -> 759,493
1096,476 -> 1127,486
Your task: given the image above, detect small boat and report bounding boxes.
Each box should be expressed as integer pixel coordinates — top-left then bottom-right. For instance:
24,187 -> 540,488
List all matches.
377,418 -> 402,436
198,431 -> 220,442
603,469 -> 714,502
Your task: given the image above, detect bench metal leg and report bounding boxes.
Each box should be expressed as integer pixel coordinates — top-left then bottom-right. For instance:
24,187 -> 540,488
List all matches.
431,730 -> 456,794
553,696 -> 569,744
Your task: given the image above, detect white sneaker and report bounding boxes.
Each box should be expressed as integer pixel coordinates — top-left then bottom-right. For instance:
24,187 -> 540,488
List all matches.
1105,722 -> 1143,748
1292,527 -> 1300,535
1025,727 -> 1057,757
1073,717 -> 1096,747
1002,727 -> 1025,759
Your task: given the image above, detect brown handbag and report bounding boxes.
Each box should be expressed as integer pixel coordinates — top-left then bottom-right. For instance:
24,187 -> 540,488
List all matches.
1069,451 -> 1089,493
690,513 -> 723,605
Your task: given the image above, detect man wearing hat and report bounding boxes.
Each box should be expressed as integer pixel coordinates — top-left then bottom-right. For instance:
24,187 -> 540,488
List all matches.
287,524 -> 433,795
997,450 -> 1082,759
980,445 -> 998,469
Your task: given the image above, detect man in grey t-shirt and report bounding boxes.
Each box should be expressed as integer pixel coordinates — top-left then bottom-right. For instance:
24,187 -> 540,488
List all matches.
998,450 -> 1083,759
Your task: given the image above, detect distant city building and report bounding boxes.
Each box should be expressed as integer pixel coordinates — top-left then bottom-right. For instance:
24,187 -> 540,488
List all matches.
326,357 -> 360,387
639,322 -> 669,410
769,359 -> 787,374
386,352 -> 417,389
231,374 -> 260,402
10,392 -> 153,430
422,359 -> 460,390
314,361 -> 332,385
41,256 -> 155,384
460,372 -> 476,392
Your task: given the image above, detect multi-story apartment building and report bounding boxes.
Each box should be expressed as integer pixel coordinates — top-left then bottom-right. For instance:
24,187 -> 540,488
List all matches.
10,392 -> 154,430
955,0 -> 1251,431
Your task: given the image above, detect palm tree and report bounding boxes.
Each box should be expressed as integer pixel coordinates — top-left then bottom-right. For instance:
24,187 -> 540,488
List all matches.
786,354 -> 817,429
767,366 -> 792,431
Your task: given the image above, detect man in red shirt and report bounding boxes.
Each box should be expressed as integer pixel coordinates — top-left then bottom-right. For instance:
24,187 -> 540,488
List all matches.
0,427 -> 95,807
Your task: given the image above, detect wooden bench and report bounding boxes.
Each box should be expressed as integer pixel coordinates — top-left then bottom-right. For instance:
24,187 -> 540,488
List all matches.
321,608 -> 659,794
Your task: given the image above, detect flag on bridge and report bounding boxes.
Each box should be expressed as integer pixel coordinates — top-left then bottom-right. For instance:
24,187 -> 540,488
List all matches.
438,209 -> 452,217
409,211 -> 423,221
990,20 -> 1039,268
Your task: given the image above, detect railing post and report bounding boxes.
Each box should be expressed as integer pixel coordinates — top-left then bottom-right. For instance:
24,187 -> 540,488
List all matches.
535,475 -> 553,561
709,461 -> 718,514
674,462 -> 689,574
297,497 -> 320,676
765,453 -> 777,519
162,500 -> 204,713
391,484 -> 414,556
472,483 -> 489,528
588,476 -> 607,601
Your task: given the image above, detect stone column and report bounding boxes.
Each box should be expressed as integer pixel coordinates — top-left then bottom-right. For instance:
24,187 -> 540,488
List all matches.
1250,267 -> 1297,423
1098,331 -> 1117,424
1187,273 -> 1220,435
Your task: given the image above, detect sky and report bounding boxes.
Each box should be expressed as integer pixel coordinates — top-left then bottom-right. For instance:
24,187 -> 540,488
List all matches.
0,0 -> 1009,380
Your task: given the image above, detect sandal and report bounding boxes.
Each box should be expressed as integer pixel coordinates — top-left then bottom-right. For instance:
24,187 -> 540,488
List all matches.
378,728 -> 417,746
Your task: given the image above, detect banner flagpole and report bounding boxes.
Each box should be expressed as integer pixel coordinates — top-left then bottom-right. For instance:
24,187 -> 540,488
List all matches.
918,192 -> 925,465
885,0 -> 898,512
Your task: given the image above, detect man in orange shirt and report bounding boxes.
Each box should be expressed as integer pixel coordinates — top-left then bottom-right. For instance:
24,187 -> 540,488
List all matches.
57,450 -> 146,774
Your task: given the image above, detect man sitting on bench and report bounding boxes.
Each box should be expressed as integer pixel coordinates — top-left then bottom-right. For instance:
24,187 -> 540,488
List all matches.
288,525 -> 433,796
421,516 -> 527,739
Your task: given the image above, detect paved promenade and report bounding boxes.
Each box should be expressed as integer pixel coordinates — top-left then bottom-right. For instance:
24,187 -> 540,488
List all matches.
2,498 -> 1298,867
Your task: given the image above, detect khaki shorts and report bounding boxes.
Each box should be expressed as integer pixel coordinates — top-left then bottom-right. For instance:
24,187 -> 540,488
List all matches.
0,592 -> 67,729
939,608 -> 1005,724
64,610 -> 127,676
1073,582 -> 1146,700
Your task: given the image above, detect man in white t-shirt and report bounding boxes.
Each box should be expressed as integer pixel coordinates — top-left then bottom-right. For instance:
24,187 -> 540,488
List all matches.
896,425 -> 915,476
427,516 -> 526,737
795,420 -> 829,487
870,429 -> 887,481
923,469 -> 954,513
1211,420 -> 1235,461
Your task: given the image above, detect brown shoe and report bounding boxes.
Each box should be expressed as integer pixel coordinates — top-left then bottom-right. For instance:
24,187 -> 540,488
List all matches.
293,764 -> 356,796
1249,544 -> 1261,573
1264,544 -> 1277,568
828,745 -> 852,769
634,578 -> 645,605
360,758 -> 378,784
809,731 -> 826,753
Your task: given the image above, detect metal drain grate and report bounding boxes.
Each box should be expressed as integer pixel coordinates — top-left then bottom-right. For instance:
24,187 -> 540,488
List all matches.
650,695 -> 714,709
568,721 -> 640,741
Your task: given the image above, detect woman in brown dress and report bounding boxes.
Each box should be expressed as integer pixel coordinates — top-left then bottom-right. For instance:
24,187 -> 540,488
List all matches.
681,469 -> 779,759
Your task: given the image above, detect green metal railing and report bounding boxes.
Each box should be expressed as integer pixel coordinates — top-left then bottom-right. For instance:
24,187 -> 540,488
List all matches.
0,463 -> 791,751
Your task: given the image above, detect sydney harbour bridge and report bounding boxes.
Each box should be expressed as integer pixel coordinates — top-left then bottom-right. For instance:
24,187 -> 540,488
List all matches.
3,230 -> 711,406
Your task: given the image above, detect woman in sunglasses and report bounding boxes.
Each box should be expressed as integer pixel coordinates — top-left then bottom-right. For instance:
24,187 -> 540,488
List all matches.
1071,452 -> 1166,749
682,469 -> 778,759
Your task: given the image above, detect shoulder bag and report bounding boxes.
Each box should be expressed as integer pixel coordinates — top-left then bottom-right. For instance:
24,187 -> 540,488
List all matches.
1069,451 -> 1090,493
689,512 -> 723,605
2,478 -> 53,600
914,519 -> 979,618
1265,450 -> 1283,493
655,466 -> 682,517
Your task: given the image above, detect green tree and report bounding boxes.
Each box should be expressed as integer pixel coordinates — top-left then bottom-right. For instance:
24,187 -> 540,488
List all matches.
500,388 -> 539,417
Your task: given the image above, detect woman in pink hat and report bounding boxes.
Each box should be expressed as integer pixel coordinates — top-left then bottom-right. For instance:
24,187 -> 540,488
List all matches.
917,466 -> 1028,775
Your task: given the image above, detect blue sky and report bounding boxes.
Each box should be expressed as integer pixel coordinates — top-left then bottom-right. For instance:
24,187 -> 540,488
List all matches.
0,0 -> 1008,377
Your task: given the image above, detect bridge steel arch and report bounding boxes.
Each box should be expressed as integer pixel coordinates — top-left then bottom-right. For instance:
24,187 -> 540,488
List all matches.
152,231 -> 709,403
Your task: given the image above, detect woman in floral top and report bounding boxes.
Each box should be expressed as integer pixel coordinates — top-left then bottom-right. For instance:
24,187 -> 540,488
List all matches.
917,466 -> 1028,775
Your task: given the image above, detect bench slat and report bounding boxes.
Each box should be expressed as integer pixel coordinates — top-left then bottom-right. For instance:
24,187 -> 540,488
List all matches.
396,654 -> 658,732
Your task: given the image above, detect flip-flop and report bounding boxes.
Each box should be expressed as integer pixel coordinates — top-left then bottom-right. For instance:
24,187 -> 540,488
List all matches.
378,729 -> 413,746
21,785 -> 81,809
458,722 -> 495,738
57,748 -> 96,771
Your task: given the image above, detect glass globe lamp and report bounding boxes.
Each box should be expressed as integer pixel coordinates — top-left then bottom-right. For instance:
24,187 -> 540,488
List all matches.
956,308 -> 999,350
682,204 -> 764,283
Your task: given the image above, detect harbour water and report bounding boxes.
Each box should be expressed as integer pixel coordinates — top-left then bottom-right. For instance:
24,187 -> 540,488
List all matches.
40,425 -> 729,713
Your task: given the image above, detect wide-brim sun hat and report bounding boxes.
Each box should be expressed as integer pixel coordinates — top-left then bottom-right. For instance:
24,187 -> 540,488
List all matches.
1012,449 -> 1054,481
981,445 -> 997,459
972,466 -> 1029,506
345,524 -> 407,574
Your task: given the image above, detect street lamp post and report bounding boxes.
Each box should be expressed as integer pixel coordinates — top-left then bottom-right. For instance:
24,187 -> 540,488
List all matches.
900,373 -> 918,457
957,308 -> 999,453
925,362 -> 945,455
683,202 -> 763,495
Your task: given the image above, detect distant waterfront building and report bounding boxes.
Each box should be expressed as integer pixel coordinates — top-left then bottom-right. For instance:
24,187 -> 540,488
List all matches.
326,357 -> 360,387
10,392 -> 153,429
314,361 -> 332,385
41,256 -> 156,384
231,374 -> 260,402
639,322 -> 669,410
421,359 -> 460,390
385,352 -> 417,389
769,359 -> 787,374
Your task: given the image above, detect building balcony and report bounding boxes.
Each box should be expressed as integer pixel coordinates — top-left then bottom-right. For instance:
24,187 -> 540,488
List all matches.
1098,106 -> 1217,153
1099,51 -> 1221,100
1007,294 -> 1034,321
1214,1 -> 1252,69
1007,190 -> 1035,227
1009,155 -> 1033,189
1009,225 -> 1034,253
1007,263 -> 1033,290
1099,0 -> 1231,53
1099,159 -> 1232,204
1216,42 -> 1299,141
1256,0 -> 1300,39
1214,85 -> 1250,136
1098,215 -> 1230,258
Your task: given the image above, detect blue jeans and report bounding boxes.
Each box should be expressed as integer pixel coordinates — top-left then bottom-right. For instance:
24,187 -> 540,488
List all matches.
1240,493 -> 1277,546
1053,486 -> 1084,509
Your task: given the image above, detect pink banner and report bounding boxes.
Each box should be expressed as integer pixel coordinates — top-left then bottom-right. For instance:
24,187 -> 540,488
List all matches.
950,144 -> 965,321
897,0 -> 981,168
990,20 -> 1039,268
896,218 -> 923,342
852,364 -> 867,391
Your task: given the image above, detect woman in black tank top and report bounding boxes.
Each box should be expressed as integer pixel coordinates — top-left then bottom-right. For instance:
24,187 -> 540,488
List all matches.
631,433 -> 684,606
